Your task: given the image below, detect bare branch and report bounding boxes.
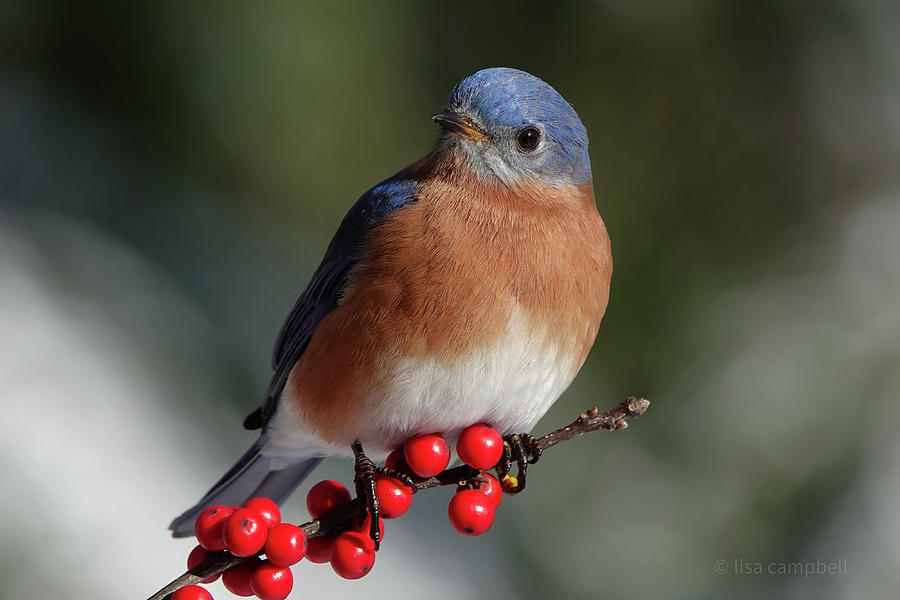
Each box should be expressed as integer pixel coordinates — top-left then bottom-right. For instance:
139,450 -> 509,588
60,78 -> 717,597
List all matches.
536,396 -> 650,451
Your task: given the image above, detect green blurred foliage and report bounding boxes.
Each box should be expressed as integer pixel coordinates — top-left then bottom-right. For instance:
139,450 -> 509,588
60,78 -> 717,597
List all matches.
2,0 -> 862,396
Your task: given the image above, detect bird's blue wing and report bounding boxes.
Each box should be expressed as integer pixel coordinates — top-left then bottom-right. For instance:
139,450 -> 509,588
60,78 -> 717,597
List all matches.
243,172 -> 418,430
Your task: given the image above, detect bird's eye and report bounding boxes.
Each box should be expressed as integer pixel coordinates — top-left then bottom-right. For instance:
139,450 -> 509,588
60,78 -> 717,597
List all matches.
515,127 -> 541,152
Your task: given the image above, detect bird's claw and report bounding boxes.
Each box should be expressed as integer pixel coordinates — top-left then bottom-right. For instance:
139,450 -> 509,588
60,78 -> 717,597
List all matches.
375,466 -> 417,490
351,441 -> 382,550
497,433 -> 542,494
519,433 -> 543,464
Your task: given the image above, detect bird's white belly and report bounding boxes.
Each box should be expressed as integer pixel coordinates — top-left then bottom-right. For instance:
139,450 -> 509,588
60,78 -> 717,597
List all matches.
264,308 -> 582,463
361,307 -> 580,453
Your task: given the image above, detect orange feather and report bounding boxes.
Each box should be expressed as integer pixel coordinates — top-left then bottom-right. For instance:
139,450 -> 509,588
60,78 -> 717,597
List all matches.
285,150 -> 612,446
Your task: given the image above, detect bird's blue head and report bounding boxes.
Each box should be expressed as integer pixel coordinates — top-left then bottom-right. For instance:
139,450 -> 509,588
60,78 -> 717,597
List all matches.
433,67 -> 590,187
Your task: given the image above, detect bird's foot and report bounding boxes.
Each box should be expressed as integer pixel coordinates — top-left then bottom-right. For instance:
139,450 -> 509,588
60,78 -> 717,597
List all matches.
351,441 -> 382,550
374,466 -> 417,490
497,433 -> 542,494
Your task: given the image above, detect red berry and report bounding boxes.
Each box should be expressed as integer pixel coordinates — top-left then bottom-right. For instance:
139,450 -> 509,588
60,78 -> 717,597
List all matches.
222,508 -> 268,557
221,558 -> 260,597
305,535 -> 335,563
384,447 -> 407,471
264,523 -> 307,567
249,560 -> 293,600
456,423 -> 504,470
306,480 -> 351,518
330,531 -> 376,579
195,505 -> 234,551
404,433 -> 450,478
242,497 -> 281,529
448,489 -> 495,536
186,545 -> 220,584
171,584 -> 212,600
473,472 -> 503,508
373,475 -> 412,518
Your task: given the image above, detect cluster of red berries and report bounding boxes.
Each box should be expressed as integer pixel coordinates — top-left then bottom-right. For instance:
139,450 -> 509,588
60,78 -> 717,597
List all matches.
175,423 -> 506,598
180,497 -> 304,600
395,422 -> 505,536
302,478 -> 398,579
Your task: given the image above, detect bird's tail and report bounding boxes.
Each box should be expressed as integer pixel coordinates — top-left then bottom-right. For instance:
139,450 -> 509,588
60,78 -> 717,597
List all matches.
169,437 -> 323,537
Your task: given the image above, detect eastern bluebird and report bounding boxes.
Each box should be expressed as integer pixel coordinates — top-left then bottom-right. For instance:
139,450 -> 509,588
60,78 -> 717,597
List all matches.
170,67 -> 612,536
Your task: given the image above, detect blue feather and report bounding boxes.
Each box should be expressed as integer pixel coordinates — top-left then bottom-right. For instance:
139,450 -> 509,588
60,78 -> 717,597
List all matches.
447,67 -> 591,185
174,175 -> 416,535
248,171 -> 418,427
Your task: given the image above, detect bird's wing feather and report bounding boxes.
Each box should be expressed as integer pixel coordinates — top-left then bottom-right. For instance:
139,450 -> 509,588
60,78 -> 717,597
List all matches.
243,172 -> 419,429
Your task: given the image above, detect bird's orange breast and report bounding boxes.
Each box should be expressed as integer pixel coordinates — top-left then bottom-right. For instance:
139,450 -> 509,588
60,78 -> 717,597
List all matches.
285,156 -> 613,445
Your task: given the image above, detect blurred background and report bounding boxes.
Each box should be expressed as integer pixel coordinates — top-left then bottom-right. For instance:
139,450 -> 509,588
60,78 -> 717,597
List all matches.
2,1 -> 898,598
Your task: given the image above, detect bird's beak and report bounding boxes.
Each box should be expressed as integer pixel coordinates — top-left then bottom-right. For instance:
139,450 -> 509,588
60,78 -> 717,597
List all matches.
432,110 -> 490,142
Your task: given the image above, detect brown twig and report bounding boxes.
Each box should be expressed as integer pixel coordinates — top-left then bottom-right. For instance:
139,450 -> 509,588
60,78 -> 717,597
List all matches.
147,397 -> 648,600
536,396 -> 650,450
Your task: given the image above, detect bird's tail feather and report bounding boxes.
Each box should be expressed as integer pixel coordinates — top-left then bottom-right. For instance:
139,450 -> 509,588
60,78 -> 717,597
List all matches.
169,438 -> 322,537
